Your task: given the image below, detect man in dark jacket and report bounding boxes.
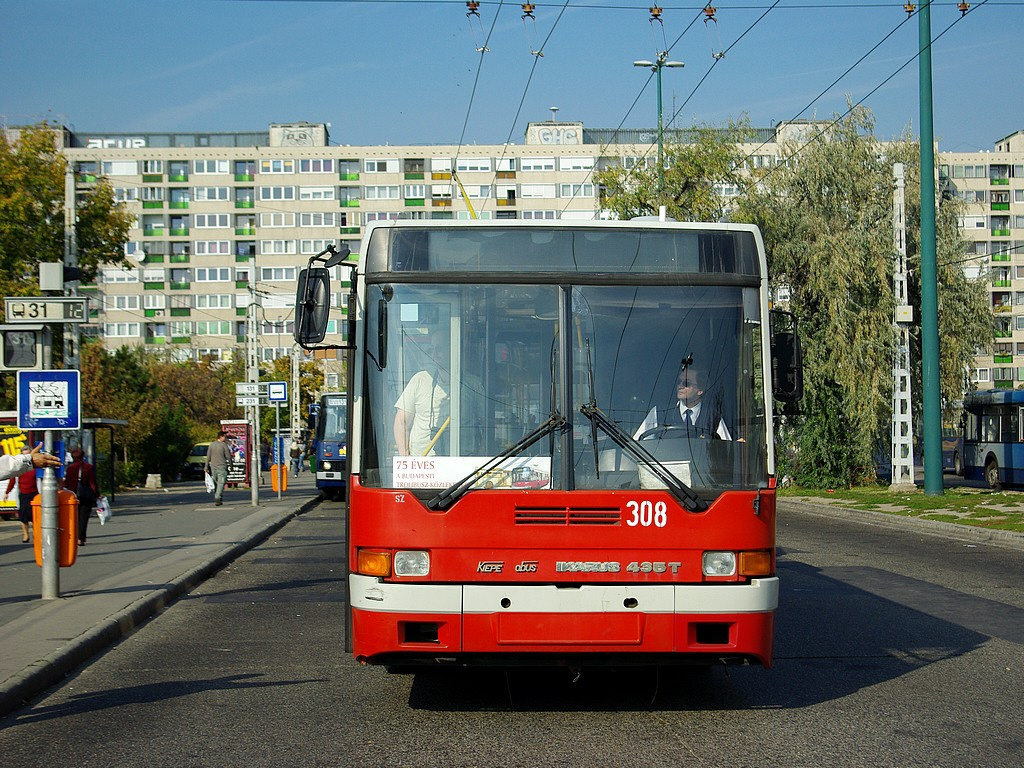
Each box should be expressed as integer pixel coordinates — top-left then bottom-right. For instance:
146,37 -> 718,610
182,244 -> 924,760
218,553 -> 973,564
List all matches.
204,431 -> 232,506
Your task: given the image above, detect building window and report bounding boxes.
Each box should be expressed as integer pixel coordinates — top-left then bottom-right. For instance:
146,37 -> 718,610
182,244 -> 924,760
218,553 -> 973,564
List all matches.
194,214 -> 230,228
259,212 -> 295,227
102,268 -> 139,284
194,241 -> 230,255
194,187 -> 230,201
196,321 -> 231,335
558,156 -> 594,172
559,183 -> 594,198
142,160 -> 163,174
456,157 -> 490,173
104,322 -> 140,337
522,157 -> 555,172
144,294 -> 165,310
259,240 -> 296,255
300,186 -> 335,200
520,184 -> 556,199
365,159 -> 399,173
299,213 -> 336,227
195,267 -> 232,282
301,239 -> 335,254
105,295 -> 140,310
195,294 -> 232,309
260,268 -> 296,284
404,184 -> 426,199
365,185 -> 400,200
101,161 -> 139,176
299,159 -> 335,173
193,159 -> 228,174
142,187 -> 164,201
260,159 -> 295,174
522,210 -> 557,220
259,186 -> 296,201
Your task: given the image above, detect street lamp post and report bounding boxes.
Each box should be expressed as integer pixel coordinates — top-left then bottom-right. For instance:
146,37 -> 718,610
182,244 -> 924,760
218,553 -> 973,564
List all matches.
634,53 -> 684,197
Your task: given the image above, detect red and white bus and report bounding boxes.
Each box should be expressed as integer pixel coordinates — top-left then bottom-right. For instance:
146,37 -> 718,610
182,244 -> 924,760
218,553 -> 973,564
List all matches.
296,220 -> 801,669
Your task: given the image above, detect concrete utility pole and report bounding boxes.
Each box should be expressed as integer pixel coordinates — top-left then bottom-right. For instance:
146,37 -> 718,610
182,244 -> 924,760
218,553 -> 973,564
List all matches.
891,164 -> 916,492
291,345 -> 301,440
246,282 -> 260,506
63,165 -> 80,370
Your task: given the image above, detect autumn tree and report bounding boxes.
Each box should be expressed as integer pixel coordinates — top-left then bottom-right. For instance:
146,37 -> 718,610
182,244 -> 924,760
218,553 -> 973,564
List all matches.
596,118 -> 755,221
734,106 -> 989,487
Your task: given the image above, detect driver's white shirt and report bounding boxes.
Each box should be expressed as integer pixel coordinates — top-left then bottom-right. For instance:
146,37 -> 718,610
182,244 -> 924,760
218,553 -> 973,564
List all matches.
633,401 -> 732,441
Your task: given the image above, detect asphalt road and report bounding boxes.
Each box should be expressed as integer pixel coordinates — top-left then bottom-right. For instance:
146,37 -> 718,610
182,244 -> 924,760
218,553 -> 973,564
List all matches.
0,501 -> 1021,767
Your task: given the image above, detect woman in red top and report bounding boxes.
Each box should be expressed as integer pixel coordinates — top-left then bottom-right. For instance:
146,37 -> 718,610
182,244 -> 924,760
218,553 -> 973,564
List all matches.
62,448 -> 99,546
3,448 -> 38,543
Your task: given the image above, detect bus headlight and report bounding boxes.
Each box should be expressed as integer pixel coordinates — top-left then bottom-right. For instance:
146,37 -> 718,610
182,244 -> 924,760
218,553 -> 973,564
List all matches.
702,551 -> 737,577
322,460 -> 333,471
394,550 -> 430,577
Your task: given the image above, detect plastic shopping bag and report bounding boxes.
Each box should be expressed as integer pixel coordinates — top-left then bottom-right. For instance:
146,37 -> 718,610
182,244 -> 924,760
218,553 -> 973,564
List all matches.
204,471 -> 215,493
96,496 -> 112,525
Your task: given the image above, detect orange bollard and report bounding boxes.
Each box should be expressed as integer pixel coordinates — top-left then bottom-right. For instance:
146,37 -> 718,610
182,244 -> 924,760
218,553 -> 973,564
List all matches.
270,464 -> 288,492
32,489 -> 79,567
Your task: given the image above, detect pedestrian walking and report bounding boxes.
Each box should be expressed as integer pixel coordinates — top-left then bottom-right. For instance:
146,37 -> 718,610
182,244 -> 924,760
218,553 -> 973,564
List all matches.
63,447 -> 99,546
204,431 -> 232,506
4,448 -> 38,543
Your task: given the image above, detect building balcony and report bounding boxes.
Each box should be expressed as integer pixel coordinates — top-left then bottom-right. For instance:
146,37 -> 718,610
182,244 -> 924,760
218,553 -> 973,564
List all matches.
235,200 -> 255,209
993,279 -> 1012,287
339,172 -> 360,181
339,227 -> 360,235
432,199 -> 452,207
234,173 -> 254,182
235,280 -> 248,289
994,328 -> 1012,338
168,174 -> 188,182
991,202 -> 1010,211
496,198 -> 516,207
170,307 -> 191,317
144,282 -> 166,290
169,254 -> 189,264
145,337 -> 167,345
497,171 -> 516,179
235,227 -> 255,236
992,229 -> 1011,237
405,199 -> 425,207
144,309 -> 163,318
990,177 -> 1010,185
993,304 -> 1012,313
992,253 -> 1011,262
169,227 -> 189,236
169,201 -> 189,209
171,336 -> 191,344
994,354 -> 1013,364
994,380 -> 1014,389
432,172 -> 452,180
170,281 -> 190,290
142,174 -> 163,183
236,307 -> 247,316
235,254 -> 252,263
143,254 -> 166,264
143,228 -> 165,237
78,173 -> 98,184
142,201 -> 164,209
338,199 -> 360,207
404,172 -> 425,180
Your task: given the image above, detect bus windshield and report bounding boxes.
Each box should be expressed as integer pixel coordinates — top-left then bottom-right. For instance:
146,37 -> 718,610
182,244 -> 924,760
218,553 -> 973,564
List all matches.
316,394 -> 347,443
361,279 -> 767,499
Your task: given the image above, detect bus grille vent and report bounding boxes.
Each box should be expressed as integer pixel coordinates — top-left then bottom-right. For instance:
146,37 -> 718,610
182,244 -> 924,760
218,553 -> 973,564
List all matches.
514,507 -> 621,525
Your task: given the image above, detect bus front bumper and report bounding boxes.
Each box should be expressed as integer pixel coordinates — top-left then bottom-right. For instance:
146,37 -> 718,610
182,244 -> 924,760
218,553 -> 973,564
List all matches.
349,574 -> 778,667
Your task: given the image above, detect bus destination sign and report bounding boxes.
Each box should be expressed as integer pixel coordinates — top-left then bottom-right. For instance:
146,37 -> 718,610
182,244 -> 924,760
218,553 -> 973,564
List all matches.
4,297 -> 89,324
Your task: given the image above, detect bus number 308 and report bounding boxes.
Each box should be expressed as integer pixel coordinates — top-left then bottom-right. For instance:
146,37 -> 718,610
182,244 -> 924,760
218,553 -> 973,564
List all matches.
625,500 -> 668,528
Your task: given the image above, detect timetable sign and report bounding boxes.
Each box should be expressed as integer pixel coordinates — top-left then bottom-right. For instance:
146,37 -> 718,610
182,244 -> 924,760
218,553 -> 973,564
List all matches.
5,297 -> 88,324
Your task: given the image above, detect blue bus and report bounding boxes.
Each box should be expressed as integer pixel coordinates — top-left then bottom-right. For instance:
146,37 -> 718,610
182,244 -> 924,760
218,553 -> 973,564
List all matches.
963,389 -> 1024,489
314,392 -> 348,500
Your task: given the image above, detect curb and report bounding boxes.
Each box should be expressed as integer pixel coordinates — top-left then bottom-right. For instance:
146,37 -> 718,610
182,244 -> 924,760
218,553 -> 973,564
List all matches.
780,499 -> 1024,550
0,495 -> 321,718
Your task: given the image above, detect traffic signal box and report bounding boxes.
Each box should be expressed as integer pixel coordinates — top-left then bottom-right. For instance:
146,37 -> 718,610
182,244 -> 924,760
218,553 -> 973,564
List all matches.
0,328 -> 44,370
31,490 -> 79,567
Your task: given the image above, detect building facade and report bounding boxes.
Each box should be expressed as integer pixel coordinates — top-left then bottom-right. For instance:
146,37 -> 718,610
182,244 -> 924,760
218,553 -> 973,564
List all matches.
46,121 -> 1024,385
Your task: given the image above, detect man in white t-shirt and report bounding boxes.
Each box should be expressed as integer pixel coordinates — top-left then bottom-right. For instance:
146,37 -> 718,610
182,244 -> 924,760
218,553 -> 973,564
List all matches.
394,340 -> 450,456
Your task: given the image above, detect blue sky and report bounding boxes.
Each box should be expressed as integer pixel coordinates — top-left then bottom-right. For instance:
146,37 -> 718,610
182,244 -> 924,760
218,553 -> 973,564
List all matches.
2,0 -> 1021,152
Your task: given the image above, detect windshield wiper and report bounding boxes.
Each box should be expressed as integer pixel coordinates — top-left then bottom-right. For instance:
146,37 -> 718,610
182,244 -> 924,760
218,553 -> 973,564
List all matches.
579,402 -> 708,512
426,412 -> 566,511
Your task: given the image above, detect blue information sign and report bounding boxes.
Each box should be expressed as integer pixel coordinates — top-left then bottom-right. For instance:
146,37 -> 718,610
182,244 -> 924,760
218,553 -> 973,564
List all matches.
267,381 -> 287,402
16,370 -> 81,430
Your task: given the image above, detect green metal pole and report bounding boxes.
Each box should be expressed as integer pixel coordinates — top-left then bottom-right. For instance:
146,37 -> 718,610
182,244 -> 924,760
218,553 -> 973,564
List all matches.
656,58 -> 664,197
918,1 -> 943,495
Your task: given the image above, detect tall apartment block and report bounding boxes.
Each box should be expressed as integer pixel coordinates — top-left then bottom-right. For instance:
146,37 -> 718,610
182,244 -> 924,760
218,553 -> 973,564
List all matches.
28,120 -> 1024,387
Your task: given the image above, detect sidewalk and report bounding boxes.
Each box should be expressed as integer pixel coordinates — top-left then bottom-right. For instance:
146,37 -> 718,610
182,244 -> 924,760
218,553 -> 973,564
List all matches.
0,471 -> 323,717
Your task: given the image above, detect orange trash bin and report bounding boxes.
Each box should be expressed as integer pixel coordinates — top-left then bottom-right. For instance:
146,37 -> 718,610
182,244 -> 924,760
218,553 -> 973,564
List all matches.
270,464 -> 288,492
32,489 -> 79,567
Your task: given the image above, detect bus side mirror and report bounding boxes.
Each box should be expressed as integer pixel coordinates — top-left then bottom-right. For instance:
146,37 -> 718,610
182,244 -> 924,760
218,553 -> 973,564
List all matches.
295,267 -> 331,346
770,309 -> 804,415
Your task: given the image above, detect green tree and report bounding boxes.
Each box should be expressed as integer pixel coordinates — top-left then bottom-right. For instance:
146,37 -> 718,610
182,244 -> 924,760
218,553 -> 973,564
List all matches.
596,118 -> 755,221
0,123 -> 133,292
735,107 -> 989,486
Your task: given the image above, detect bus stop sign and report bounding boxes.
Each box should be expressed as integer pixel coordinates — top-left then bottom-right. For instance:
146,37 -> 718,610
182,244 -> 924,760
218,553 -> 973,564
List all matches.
17,370 -> 81,430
